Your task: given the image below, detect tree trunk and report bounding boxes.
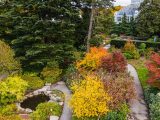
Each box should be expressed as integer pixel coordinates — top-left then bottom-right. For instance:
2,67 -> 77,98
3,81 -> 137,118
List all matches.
87,3 -> 94,52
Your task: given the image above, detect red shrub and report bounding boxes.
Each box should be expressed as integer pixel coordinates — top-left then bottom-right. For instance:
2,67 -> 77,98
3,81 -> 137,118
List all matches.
102,73 -> 136,109
101,51 -> 127,74
146,53 -> 160,89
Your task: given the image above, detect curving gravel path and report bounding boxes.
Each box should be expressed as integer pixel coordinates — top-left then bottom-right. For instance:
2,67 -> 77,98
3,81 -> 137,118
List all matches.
51,81 -> 72,120
127,64 -> 149,120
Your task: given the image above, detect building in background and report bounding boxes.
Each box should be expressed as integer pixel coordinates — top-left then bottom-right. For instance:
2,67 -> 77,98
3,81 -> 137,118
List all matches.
114,0 -> 143,24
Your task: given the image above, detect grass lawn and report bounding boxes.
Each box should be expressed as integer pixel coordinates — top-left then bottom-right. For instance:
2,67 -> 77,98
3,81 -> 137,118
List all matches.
128,58 -> 149,88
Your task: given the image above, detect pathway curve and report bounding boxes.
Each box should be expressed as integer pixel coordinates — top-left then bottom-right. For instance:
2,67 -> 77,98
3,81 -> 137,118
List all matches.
51,81 -> 72,120
127,64 -> 149,120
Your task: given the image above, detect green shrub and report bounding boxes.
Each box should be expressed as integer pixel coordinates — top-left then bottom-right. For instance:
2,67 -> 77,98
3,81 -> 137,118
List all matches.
101,103 -> 129,120
30,102 -> 62,120
90,35 -> 103,47
122,41 -> 140,59
110,39 -> 160,51
144,87 -> 160,120
123,52 -> 134,59
0,104 -> 17,116
139,43 -> 146,56
64,64 -> 82,89
22,75 -> 44,91
41,61 -> 62,84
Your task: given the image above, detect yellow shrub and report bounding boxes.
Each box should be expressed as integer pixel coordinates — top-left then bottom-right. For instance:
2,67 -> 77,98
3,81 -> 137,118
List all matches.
69,75 -> 110,118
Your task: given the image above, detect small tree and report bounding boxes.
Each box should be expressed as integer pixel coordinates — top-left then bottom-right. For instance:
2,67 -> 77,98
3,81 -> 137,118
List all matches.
69,75 -> 110,119
0,40 -> 20,74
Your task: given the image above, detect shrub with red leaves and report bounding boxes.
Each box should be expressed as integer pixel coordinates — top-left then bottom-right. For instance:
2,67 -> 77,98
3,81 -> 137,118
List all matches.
146,53 -> 160,89
101,51 -> 127,74
102,73 -> 136,109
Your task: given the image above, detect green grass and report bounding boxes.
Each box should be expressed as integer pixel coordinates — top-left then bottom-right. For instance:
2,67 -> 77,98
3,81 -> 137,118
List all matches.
128,58 -> 149,88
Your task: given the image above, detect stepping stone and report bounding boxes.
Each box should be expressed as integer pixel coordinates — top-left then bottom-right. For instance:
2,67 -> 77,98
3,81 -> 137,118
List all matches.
50,116 -> 59,120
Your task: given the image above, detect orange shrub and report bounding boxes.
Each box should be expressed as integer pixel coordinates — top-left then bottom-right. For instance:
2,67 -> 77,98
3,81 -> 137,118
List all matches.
76,47 -> 109,71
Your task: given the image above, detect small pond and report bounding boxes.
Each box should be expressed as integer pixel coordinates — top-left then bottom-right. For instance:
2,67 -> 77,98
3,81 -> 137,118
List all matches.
21,94 -> 50,110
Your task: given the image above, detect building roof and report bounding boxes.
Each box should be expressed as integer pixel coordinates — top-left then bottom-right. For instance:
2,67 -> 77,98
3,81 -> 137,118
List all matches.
116,3 -> 140,16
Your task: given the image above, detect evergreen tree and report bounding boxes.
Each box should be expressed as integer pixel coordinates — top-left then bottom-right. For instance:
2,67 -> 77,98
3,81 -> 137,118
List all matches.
0,0 -> 79,71
136,0 -> 160,38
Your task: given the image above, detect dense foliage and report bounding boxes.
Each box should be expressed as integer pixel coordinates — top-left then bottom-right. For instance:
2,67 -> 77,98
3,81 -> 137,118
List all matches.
102,73 -> 136,109
0,76 -> 28,106
146,53 -> 160,89
76,47 -> 108,71
22,74 -> 44,91
0,40 -> 20,74
0,0 -> 79,71
123,41 -> 140,59
41,61 -> 62,84
136,0 -> 160,37
101,51 -> 127,74
70,75 -> 110,119
144,87 -> 160,120
30,102 -> 62,120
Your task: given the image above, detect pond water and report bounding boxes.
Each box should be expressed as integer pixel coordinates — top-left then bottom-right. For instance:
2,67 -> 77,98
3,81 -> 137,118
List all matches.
21,94 -> 50,110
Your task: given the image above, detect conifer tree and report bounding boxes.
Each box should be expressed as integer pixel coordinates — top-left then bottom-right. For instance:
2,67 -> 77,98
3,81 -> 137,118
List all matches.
136,0 -> 160,37
0,0 -> 79,70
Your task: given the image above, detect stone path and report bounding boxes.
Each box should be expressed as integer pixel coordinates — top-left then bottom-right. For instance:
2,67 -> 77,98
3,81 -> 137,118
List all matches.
127,64 -> 149,120
51,81 -> 72,120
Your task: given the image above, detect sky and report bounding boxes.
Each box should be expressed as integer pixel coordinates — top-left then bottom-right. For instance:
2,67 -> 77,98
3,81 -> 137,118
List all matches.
114,0 -> 131,6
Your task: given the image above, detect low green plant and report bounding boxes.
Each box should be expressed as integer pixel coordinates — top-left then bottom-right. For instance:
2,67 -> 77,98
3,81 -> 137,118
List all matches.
144,87 -> 160,120
101,103 -> 129,120
139,43 -> 146,56
123,41 -> 140,59
0,104 -> 17,116
22,75 -> 44,91
41,61 -> 62,84
30,102 -> 62,120
90,35 -> 103,47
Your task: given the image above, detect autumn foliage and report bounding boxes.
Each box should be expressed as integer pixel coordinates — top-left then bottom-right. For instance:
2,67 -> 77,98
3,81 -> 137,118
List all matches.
101,51 -> 127,74
76,47 -> 109,71
102,73 -> 136,109
69,75 -> 110,118
146,53 -> 160,89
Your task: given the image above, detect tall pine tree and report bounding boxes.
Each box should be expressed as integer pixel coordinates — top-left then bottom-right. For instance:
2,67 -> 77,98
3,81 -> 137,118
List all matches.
0,0 -> 79,71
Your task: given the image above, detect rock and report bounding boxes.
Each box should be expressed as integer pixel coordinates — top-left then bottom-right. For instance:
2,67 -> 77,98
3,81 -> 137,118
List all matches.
45,83 -> 52,86
50,116 -> 59,120
33,91 -> 39,95
59,102 -> 63,106
46,91 -> 52,95
56,97 -> 61,101
50,96 -> 57,101
25,108 -> 33,113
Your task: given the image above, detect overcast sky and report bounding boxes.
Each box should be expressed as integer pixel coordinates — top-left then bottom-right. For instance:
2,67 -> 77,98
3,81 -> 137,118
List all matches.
114,0 -> 131,6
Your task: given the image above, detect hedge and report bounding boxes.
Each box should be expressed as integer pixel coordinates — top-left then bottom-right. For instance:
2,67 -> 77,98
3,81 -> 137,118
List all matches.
110,39 -> 160,50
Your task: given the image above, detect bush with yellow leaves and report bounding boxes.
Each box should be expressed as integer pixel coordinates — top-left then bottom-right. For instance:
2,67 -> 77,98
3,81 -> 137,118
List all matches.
76,47 -> 109,71
69,75 -> 110,119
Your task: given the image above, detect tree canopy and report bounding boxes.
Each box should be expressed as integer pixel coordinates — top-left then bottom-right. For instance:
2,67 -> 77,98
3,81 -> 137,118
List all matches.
136,0 -> 160,37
